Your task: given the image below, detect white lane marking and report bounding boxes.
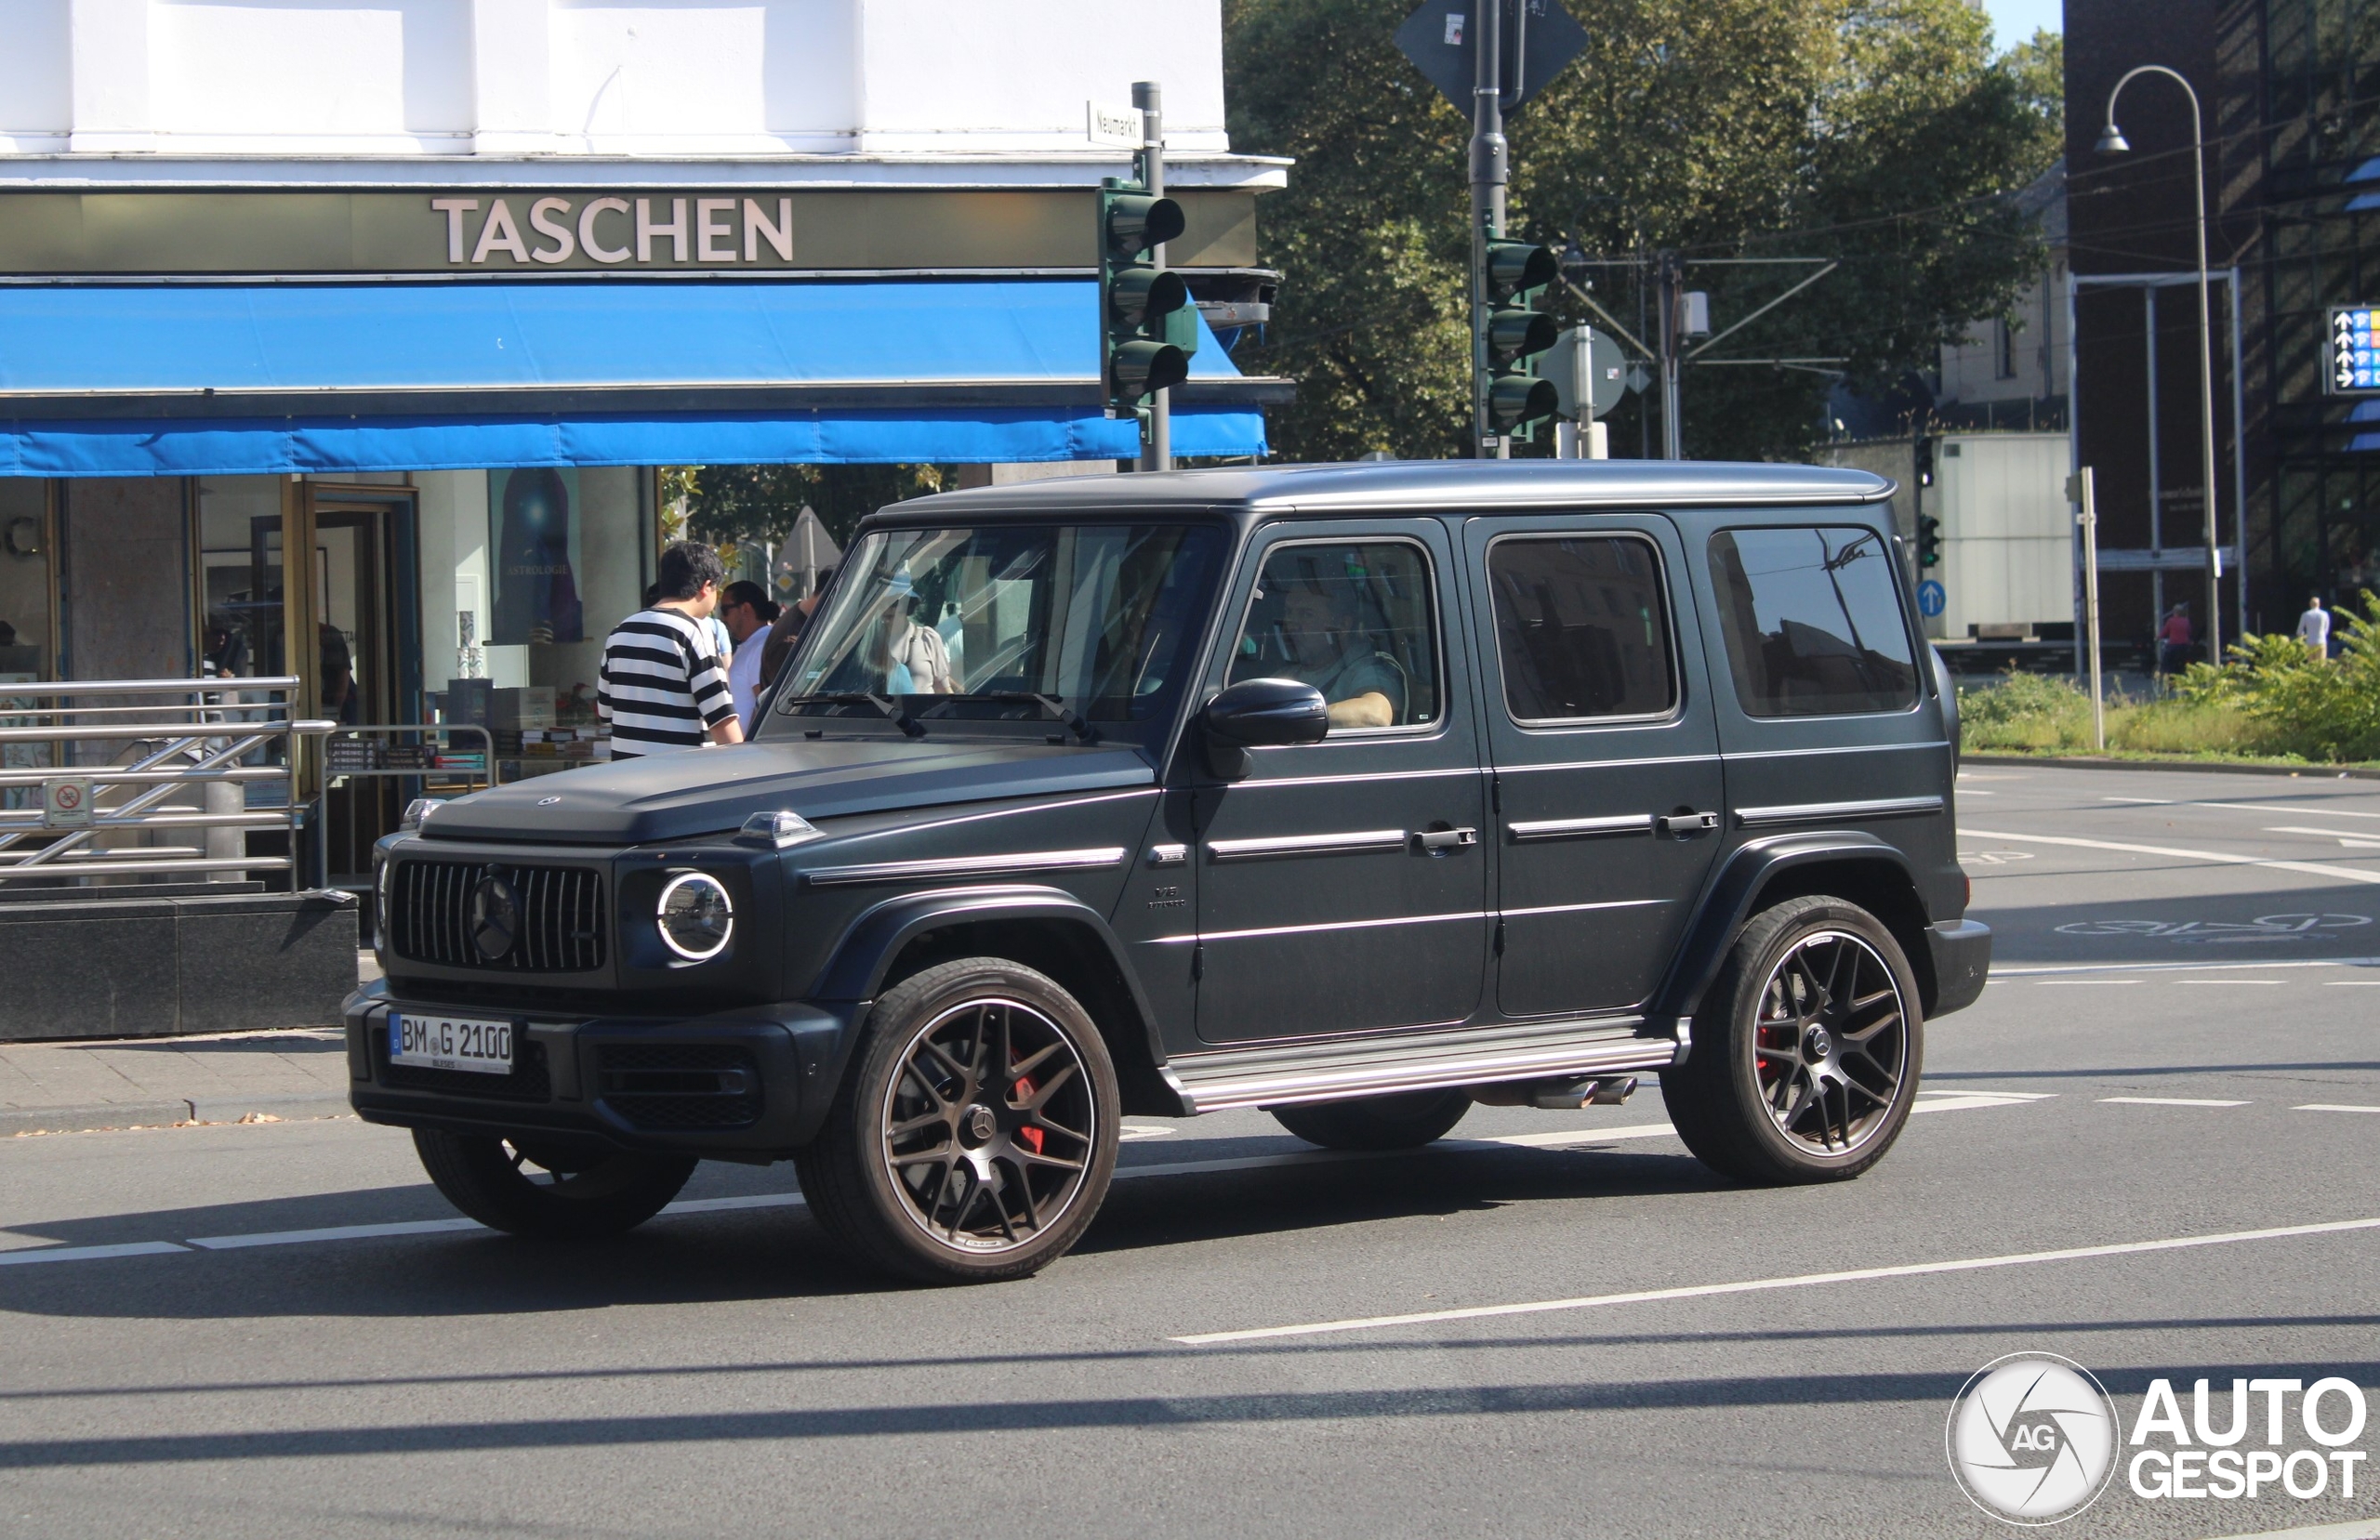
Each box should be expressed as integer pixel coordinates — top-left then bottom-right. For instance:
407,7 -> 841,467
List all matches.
187,1218 -> 483,1250
1118,1122 -> 1178,1140
1168,1214 -> 2380,1346
2192,1515 -> 2380,1540
2295,1103 -> 2380,1115
1996,955 -> 2380,977
2325,980 -> 2380,986
2098,1096 -> 2251,1108
0,1096 -> 2052,1268
2034,979 -> 2144,985
2175,979 -> 2284,986
2265,826 -> 2380,849
2108,796 -> 2380,821
0,1242 -> 189,1267
1960,827 -> 2380,887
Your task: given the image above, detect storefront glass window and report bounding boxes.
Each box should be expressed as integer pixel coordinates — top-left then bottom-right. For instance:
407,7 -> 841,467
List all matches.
0,480 -> 54,809
483,467 -> 651,726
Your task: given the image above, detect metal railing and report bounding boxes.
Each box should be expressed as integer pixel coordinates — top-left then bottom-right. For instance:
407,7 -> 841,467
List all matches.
0,677 -> 335,888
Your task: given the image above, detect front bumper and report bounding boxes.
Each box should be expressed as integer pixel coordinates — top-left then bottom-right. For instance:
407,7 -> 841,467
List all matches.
343,981 -> 859,1158
1925,918 -> 1992,1019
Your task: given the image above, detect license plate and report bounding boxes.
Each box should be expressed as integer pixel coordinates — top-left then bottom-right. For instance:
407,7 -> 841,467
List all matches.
389,1013 -> 514,1075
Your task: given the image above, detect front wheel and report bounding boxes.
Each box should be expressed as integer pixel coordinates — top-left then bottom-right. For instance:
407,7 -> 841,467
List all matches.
794,958 -> 1121,1284
1269,1088 -> 1472,1151
412,1130 -> 697,1239
1660,895 -> 1923,1185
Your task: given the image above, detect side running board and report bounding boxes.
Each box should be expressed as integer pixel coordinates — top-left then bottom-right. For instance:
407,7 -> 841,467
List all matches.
1168,1017 -> 1681,1114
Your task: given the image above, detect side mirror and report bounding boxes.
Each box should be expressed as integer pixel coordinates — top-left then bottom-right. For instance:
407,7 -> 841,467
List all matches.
1199,678 -> 1329,781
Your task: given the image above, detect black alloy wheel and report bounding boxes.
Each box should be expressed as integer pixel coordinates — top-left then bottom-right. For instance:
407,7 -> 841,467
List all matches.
412,1128 -> 697,1239
1661,894 -> 1923,1185
796,958 -> 1120,1283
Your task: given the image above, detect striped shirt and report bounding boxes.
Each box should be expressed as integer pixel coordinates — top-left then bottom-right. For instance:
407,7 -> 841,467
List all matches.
597,607 -> 736,757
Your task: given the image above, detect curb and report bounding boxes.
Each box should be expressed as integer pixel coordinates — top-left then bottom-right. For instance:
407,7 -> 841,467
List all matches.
1964,753 -> 2380,781
1,1091 -> 355,1139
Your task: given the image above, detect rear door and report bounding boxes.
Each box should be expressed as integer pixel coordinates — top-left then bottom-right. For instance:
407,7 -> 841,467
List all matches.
1463,514 -> 1726,1017
1192,519 -> 1489,1043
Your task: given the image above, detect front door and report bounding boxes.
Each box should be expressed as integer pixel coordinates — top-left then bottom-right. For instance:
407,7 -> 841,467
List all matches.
1193,521 -> 1489,1044
1463,515 -> 1726,1017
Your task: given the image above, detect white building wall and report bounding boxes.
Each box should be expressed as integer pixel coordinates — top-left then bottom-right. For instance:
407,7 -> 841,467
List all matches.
2,0 -> 1233,160
1936,432 -> 2072,640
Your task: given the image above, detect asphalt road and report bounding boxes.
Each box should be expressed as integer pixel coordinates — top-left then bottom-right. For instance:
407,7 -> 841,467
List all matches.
4,763 -> 2379,1540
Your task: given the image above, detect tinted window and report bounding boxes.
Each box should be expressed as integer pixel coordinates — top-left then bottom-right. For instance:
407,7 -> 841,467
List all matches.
1707,527 -> 1916,717
1488,535 -> 1676,722
1229,540 -> 1439,730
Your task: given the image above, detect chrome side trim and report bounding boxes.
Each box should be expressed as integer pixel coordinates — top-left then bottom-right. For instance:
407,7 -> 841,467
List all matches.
802,847 -> 1128,887
1507,813 -> 1654,841
1499,752 -> 1722,775
1733,795 -> 1944,828
1500,898 -> 1664,919
1207,828 -> 1408,861
1724,741 -> 1948,761
1151,909 -> 1484,945
1174,1031 -> 1680,1113
1146,843 -> 1188,867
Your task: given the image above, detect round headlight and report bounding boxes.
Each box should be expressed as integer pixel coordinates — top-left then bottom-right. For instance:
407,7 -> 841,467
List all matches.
655,872 -> 734,962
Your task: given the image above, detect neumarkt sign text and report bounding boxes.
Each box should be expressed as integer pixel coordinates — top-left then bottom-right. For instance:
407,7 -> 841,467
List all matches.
0,190 -> 1255,276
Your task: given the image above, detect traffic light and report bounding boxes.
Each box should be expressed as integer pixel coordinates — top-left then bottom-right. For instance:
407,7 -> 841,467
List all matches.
1917,515 -> 1943,569
1482,238 -> 1560,435
1099,178 -> 1196,413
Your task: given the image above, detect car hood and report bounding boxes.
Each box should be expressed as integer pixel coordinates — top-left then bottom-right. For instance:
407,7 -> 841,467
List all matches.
421,738 -> 1157,846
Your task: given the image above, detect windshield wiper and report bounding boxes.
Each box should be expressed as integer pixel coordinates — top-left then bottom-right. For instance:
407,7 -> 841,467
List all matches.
776,691 -> 926,738
919,691 -> 1098,743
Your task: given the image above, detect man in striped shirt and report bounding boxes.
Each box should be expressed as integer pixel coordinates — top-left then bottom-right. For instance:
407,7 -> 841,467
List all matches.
598,542 -> 745,757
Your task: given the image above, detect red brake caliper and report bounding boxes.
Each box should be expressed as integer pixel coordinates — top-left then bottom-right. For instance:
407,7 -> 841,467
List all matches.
1012,1062 -> 1044,1153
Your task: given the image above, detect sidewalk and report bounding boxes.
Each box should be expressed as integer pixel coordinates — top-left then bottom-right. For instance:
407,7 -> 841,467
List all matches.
0,952 -> 375,1137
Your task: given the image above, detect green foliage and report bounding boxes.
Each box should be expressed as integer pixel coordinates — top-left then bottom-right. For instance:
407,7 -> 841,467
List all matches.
2173,595 -> 2380,762
664,465 -> 956,552
1223,0 -> 2064,462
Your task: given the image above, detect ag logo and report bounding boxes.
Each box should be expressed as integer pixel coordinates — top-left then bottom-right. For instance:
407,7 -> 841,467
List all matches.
1947,1352 -> 2121,1524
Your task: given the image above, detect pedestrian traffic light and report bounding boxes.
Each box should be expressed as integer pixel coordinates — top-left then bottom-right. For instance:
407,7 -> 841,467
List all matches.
1482,238 -> 1560,435
1099,178 -> 1196,412
1917,515 -> 1943,569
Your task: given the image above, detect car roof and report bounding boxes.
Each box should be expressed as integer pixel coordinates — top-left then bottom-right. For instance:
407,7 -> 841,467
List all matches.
873,459 -> 1896,531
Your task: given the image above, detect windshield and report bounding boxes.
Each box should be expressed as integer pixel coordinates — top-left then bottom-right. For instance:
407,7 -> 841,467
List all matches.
769,522 -> 1223,732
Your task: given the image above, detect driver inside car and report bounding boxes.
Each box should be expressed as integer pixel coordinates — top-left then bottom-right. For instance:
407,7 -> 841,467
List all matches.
1276,583 -> 1404,729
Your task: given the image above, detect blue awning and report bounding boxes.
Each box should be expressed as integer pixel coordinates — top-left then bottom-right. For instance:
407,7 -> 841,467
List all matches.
0,279 -> 1274,475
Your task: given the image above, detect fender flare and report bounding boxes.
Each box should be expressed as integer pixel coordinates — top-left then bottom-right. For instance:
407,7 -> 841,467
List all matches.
809,883 -> 1185,1112
1650,832 -> 1930,1041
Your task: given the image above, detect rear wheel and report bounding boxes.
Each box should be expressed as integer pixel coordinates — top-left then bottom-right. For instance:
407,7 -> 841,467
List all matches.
1269,1087 -> 1472,1151
1660,895 -> 1922,1185
795,958 -> 1120,1284
412,1129 -> 696,1239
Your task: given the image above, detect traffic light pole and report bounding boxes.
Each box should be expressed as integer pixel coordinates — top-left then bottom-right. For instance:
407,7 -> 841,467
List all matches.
1134,80 -> 1170,473
1658,250 -> 1683,460
1468,1 -> 1507,459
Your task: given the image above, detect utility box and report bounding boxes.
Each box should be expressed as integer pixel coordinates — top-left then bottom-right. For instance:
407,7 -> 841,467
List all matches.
1928,432 -> 2072,642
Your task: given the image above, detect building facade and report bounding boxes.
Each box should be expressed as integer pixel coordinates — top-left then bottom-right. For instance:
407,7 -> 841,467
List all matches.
0,0 -> 1285,899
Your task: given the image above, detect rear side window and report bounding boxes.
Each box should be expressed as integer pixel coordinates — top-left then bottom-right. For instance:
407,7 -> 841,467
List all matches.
1487,534 -> 1677,722
1707,526 -> 1916,717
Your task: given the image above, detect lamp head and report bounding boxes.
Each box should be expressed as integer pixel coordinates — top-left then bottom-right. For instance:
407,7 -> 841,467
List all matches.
2096,124 -> 2132,155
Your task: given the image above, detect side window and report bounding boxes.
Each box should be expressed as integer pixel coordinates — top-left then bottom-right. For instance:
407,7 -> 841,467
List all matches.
1487,534 -> 1677,723
1707,526 -> 1917,717
1228,540 -> 1440,731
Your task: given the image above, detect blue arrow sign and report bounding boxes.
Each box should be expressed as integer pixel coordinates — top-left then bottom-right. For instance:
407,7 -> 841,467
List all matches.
1917,579 -> 1946,618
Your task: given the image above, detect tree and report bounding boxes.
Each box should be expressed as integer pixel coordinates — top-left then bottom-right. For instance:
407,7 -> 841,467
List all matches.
1223,0 -> 2065,462
665,464 -> 955,553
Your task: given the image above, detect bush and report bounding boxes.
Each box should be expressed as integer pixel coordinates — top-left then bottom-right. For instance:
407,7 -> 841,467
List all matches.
2173,593 -> 2380,763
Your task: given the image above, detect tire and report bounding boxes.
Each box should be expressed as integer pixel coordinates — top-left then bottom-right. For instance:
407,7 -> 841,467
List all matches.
794,958 -> 1121,1284
1660,894 -> 1924,1185
1269,1087 -> 1472,1151
412,1129 -> 697,1240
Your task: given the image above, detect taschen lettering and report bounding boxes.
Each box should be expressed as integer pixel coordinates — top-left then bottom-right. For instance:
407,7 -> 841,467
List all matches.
696,198 -> 737,262
527,197 -> 575,264
746,197 -> 793,261
637,197 -> 689,263
471,199 -> 530,264
433,193 -> 796,267
579,198 -> 631,264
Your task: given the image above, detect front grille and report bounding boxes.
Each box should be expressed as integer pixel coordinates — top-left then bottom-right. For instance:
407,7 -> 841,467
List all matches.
593,1043 -> 761,1130
376,1035 -> 553,1103
390,860 -> 606,972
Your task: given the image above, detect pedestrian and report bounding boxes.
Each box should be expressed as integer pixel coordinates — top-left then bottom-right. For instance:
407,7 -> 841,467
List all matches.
718,578 -> 779,732
2158,602 -> 2194,678
758,562 -> 834,697
597,542 -> 742,757
2298,594 -> 2332,659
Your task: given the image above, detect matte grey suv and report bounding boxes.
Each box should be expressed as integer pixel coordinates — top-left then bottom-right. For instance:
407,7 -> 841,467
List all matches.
348,461 -> 1990,1283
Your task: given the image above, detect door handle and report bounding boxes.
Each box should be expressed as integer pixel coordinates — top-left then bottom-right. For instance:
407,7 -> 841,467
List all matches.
1415,826 -> 1479,852
1659,811 -> 1720,836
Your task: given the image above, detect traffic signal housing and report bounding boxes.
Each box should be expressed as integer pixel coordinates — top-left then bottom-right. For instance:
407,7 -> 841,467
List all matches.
1099,178 -> 1197,412
1917,515 -> 1943,569
1482,239 -> 1559,435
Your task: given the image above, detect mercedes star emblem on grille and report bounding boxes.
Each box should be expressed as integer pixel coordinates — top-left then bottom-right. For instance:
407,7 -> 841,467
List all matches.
468,873 -> 519,960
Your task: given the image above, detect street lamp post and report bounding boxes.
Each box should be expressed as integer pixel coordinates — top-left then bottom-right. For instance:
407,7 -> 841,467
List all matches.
2097,64 -> 2223,665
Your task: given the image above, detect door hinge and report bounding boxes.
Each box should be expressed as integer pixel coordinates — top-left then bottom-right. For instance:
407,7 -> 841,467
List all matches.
1489,773 -> 1501,815
1493,917 -> 1506,955
1192,941 -> 1204,981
